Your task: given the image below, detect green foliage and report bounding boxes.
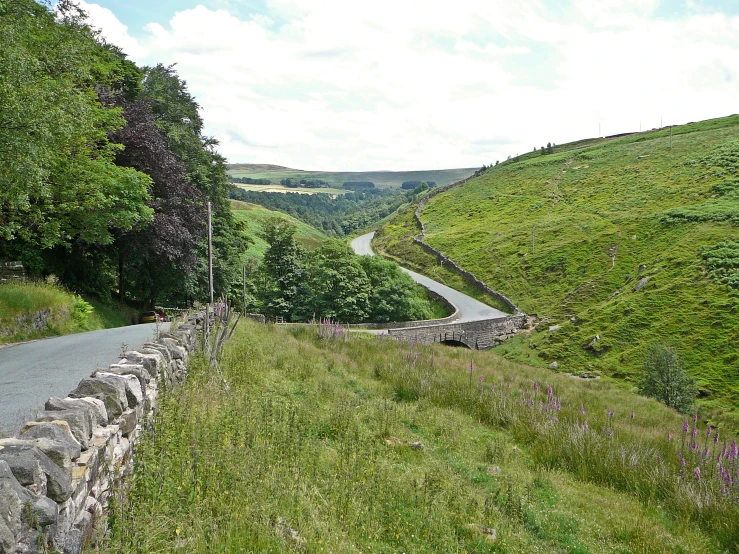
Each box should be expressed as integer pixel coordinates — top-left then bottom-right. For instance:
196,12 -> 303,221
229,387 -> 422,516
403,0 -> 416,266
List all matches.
638,344 -> 697,413
701,239 -> 739,291
72,298 -> 94,330
102,322 -> 729,552
0,0 -> 153,248
375,115 -> 739,425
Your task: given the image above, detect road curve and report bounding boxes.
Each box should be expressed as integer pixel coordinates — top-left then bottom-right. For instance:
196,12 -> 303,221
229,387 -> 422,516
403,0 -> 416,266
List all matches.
351,232 -> 507,323
0,323 -> 168,435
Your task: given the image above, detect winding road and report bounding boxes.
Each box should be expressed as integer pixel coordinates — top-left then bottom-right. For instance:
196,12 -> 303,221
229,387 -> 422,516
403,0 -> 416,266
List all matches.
351,232 -> 507,323
0,323 -> 167,434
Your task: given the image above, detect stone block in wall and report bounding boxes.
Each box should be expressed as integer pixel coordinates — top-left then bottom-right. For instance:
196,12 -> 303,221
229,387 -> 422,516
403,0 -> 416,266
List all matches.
44,397 -> 103,430
106,364 -> 149,393
0,437 -> 74,474
0,481 -> 22,553
68,379 -> 125,422
0,444 -> 71,503
159,337 -> 186,361
141,343 -> 172,364
35,410 -> 92,451
117,410 -> 138,437
19,422 -> 81,458
121,351 -> 161,377
94,372 -> 142,408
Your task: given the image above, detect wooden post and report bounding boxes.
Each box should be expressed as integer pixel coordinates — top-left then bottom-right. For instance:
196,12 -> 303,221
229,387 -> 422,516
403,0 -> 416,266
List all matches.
242,265 -> 247,316
207,200 -> 214,305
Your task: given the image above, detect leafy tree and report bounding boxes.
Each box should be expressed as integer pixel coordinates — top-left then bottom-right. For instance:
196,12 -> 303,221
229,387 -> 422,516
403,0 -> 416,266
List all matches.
300,241 -> 370,322
638,344 -> 697,413
360,255 -> 431,322
259,218 -> 305,320
0,0 -> 152,248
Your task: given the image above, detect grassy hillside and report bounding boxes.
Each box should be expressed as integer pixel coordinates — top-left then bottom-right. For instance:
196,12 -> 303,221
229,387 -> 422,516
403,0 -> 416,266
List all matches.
102,321 -> 736,552
231,200 -> 328,258
227,164 -> 476,189
375,115 -> 739,427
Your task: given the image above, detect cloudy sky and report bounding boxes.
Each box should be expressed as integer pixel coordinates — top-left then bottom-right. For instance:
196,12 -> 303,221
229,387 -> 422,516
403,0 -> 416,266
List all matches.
76,0 -> 739,171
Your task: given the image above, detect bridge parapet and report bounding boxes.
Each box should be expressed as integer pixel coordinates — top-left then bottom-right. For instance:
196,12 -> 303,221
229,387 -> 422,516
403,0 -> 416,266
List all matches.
388,314 -> 528,350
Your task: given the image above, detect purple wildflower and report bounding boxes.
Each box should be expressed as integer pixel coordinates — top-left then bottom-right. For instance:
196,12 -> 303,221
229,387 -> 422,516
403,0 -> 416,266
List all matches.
490,384 -> 495,393
580,404 -> 585,415
631,410 -> 635,420
692,426 -> 698,438
534,382 -> 539,393
668,432 -> 672,442
692,413 -> 698,424
547,385 -> 553,397
694,467 -> 701,481
707,426 -> 712,438
683,420 -> 689,433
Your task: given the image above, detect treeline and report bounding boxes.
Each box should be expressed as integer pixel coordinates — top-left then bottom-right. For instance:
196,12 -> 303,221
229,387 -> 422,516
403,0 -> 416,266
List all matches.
343,181 -> 374,190
255,219 -> 434,323
233,177 -> 272,184
281,178 -> 329,188
229,186 -> 426,236
401,181 -> 436,189
0,0 -> 247,309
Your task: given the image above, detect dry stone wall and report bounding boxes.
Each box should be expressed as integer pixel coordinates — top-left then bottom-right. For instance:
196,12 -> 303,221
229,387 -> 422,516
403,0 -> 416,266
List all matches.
412,182 -> 521,315
0,313 -> 204,554
0,262 -> 24,284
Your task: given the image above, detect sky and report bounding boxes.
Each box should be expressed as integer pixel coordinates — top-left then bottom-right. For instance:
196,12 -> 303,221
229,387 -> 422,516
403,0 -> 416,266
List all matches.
74,0 -> 739,171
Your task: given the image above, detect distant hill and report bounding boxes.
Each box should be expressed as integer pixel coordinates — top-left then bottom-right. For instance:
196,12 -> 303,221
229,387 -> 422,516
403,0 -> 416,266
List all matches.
375,114 -> 739,427
230,200 -> 327,258
226,164 -> 477,190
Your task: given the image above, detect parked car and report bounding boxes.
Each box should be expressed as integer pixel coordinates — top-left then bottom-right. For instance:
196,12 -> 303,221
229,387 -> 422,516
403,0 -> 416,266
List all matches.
139,310 -> 166,324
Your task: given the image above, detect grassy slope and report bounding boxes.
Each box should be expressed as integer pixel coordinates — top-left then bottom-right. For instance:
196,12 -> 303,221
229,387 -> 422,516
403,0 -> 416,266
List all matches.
230,199 -> 328,258
227,164 -> 476,189
0,282 -> 111,343
375,116 -> 739,427
102,321 -> 731,553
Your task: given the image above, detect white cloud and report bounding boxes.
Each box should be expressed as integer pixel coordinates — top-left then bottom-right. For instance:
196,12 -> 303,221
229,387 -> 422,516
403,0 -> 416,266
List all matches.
80,1 -> 739,170
76,1 -> 148,59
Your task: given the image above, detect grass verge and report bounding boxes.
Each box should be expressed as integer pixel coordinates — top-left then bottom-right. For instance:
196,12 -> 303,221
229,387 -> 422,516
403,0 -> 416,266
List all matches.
100,321 -> 735,553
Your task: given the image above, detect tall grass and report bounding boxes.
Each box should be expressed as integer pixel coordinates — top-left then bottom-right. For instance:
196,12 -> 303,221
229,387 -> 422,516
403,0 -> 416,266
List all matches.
100,321 -> 729,552
0,281 -> 99,343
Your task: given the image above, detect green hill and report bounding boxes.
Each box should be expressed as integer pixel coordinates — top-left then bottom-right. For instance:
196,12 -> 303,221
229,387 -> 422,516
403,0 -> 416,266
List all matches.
227,164 -> 476,190
375,115 -> 739,427
231,200 -> 327,258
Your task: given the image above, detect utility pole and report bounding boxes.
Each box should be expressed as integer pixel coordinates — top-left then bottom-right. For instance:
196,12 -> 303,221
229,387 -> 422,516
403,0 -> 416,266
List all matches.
207,200 -> 214,305
242,265 -> 247,316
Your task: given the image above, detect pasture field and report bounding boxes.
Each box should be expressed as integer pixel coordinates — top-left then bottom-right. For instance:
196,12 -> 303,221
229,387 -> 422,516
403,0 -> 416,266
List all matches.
101,321 -> 737,553
374,115 -> 739,428
234,183 -> 347,195
230,200 -> 328,258
227,164 -> 477,189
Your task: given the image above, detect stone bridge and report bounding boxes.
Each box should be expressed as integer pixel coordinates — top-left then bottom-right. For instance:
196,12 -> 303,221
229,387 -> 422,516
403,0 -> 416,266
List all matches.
387,314 -> 528,350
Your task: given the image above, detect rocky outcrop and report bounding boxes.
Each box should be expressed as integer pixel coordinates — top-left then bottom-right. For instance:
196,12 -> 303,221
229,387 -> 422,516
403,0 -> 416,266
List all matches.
0,313 -> 204,554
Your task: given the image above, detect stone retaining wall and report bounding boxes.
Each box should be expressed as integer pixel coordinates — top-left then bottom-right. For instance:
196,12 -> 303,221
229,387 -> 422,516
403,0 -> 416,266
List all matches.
0,262 -> 25,284
411,181 -> 521,315
0,314 -> 204,554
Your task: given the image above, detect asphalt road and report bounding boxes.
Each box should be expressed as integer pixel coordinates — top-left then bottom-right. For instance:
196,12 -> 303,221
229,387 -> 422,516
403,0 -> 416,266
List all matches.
0,323 -> 168,435
351,232 -> 507,323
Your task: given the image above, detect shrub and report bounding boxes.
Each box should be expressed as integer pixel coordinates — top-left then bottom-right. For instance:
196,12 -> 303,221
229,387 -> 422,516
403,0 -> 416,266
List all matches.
638,344 -> 697,413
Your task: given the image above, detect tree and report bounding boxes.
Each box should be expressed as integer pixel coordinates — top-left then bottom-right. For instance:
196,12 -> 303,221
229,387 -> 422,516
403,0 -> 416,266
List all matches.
359,255 -> 431,322
300,240 -> 370,323
638,344 -> 697,413
0,0 -> 152,248
259,218 -> 305,320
